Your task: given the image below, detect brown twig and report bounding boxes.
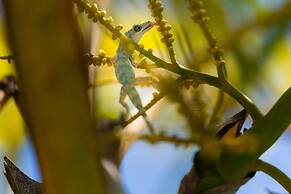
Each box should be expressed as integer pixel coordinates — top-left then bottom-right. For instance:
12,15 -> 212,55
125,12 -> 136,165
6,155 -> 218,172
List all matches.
0,55 -> 14,63
122,93 -> 164,127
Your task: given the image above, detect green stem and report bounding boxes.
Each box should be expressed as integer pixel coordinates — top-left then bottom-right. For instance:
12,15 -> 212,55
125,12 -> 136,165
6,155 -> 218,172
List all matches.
220,87 -> 291,179
139,134 -> 198,146
122,93 -> 164,127
179,66 -> 263,121
255,160 -> 291,193
135,46 -> 263,120
249,87 -> 291,155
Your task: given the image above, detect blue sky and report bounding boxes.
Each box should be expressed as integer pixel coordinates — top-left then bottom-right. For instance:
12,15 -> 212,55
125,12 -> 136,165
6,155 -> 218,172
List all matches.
6,130 -> 290,194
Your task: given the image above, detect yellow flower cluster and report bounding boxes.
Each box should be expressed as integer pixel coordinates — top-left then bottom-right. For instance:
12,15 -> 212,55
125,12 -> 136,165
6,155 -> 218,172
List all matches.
148,0 -> 176,65
74,0 -> 125,42
187,0 -> 226,77
187,1 -> 213,43
148,0 -> 174,47
74,1 -> 111,24
112,25 -> 123,40
85,50 -> 113,67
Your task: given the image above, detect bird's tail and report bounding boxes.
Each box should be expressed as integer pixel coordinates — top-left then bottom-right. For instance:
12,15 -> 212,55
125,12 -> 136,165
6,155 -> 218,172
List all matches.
126,85 -> 155,134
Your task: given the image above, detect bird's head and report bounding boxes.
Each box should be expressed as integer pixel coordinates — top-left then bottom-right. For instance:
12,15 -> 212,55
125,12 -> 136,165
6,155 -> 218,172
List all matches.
125,21 -> 155,43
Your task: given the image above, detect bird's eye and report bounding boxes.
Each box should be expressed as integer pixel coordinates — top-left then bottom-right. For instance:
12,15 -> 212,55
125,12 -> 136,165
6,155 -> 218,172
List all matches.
133,25 -> 142,32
